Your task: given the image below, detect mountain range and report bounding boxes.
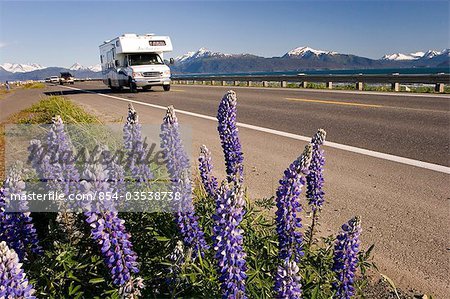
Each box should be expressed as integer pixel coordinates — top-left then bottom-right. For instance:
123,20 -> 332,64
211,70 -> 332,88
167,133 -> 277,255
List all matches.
170,46 -> 450,74
1,47 -> 448,81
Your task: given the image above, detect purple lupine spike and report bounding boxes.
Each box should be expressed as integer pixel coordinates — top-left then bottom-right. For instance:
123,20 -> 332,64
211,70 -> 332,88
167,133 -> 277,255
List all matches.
274,144 -> 313,299
275,261 -> 302,299
28,115 -> 80,197
212,182 -> 247,299
48,115 -> 80,195
160,106 -> 208,259
0,163 -> 42,261
123,103 -> 140,150
198,145 -> 218,198
306,129 -> 326,211
123,103 -> 153,185
217,91 -> 244,184
119,276 -> 145,299
0,241 -> 36,299
81,162 -> 141,291
332,216 -> 361,299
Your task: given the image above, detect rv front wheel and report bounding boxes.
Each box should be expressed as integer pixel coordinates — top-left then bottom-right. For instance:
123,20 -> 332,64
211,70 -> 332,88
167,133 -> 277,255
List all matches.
163,85 -> 170,92
129,78 -> 137,93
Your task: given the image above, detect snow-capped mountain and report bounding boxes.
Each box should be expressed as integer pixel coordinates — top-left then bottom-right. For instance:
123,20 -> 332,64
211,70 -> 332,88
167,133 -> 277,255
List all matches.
69,62 -> 85,70
175,48 -> 230,63
69,63 -> 101,72
381,52 -> 424,61
381,49 -> 449,60
0,63 -> 46,73
422,50 -> 443,59
283,46 -> 338,58
88,64 -> 102,72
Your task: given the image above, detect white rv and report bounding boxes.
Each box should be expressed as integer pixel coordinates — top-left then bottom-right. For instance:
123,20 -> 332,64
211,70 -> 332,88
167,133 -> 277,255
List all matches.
99,33 -> 173,92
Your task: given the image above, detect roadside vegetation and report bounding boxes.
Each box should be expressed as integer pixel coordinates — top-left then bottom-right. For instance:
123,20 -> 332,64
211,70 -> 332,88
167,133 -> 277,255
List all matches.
22,82 -> 46,89
0,94 -> 433,298
15,95 -> 99,124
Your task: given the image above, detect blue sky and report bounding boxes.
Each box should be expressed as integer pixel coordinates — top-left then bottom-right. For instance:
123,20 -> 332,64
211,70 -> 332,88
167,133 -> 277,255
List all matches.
0,0 -> 448,67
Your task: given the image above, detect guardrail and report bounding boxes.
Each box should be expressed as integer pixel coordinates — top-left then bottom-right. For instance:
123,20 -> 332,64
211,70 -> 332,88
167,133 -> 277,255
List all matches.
172,73 -> 450,93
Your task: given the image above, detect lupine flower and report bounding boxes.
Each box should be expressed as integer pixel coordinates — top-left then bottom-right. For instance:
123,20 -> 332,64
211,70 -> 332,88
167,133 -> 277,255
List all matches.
47,115 -> 80,196
123,103 -> 140,150
217,91 -> 244,183
160,106 -> 208,258
81,162 -> 140,288
274,144 -> 313,299
0,241 -> 36,298
0,163 -> 42,261
332,216 -> 361,299
28,116 -> 85,244
28,115 -> 80,215
198,145 -> 218,198
275,260 -> 302,299
119,276 -> 145,299
123,103 -> 153,185
213,182 -> 247,299
164,240 -> 185,288
306,129 -> 326,210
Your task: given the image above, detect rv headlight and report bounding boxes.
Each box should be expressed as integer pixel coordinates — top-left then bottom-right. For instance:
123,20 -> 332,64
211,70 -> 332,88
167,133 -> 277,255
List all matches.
163,70 -> 171,77
132,72 -> 143,78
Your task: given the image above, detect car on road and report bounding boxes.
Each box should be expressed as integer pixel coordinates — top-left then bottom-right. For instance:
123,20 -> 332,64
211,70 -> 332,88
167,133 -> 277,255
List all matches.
59,72 -> 75,85
49,76 -> 60,84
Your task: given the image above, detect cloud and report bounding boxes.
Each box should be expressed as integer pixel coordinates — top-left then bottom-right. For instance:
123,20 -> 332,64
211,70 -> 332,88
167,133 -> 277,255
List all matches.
0,42 -> 8,48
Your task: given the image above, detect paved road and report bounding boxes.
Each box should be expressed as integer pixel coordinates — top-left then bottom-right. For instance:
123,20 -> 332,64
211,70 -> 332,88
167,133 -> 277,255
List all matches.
5,83 -> 450,297
52,81 -> 449,166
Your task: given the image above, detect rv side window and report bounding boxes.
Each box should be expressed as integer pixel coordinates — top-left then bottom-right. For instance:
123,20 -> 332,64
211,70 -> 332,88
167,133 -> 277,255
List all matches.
100,55 -> 103,63
128,53 -> 164,66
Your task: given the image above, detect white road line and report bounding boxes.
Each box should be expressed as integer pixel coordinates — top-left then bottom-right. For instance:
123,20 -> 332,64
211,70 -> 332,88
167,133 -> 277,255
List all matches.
62,85 -> 450,174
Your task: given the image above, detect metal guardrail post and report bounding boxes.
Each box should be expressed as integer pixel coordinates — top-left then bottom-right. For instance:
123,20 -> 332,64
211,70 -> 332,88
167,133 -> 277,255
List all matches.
326,82 -> 333,89
356,82 -> 363,91
301,81 -> 308,88
435,83 -> 445,93
222,81 -> 226,86
247,81 -> 252,87
234,81 -> 239,86
391,82 -> 400,92
263,81 -> 268,87
281,81 -> 287,88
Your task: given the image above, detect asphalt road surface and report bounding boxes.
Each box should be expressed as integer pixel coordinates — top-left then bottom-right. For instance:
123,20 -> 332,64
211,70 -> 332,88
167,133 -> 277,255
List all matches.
2,82 -> 449,297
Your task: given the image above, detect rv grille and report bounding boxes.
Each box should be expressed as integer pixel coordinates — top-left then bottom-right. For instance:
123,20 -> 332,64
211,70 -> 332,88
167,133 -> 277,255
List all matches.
142,72 -> 162,77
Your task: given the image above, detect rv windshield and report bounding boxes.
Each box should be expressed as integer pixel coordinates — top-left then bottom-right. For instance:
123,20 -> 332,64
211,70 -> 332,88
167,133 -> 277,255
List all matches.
128,54 -> 164,66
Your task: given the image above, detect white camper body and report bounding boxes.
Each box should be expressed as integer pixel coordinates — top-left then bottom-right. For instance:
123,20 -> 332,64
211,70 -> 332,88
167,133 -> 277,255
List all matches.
99,33 -> 173,92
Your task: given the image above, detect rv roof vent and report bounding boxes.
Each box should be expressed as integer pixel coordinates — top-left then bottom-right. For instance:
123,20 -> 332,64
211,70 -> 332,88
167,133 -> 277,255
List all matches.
145,33 -> 155,36
122,33 -> 137,37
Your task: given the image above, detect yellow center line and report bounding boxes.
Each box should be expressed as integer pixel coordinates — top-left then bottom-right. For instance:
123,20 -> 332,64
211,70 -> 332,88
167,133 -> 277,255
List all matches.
285,97 -> 382,108
171,89 -> 185,92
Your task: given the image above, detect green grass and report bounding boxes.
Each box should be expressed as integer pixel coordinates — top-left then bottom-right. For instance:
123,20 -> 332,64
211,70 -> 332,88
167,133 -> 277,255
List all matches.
1,95 -> 101,180
0,89 -> 11,97
16,95 -> 100,124
23,82 -> 46,89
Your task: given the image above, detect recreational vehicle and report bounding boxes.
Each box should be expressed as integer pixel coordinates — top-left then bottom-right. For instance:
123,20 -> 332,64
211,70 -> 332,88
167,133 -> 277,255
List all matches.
99,33 -> 173,92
